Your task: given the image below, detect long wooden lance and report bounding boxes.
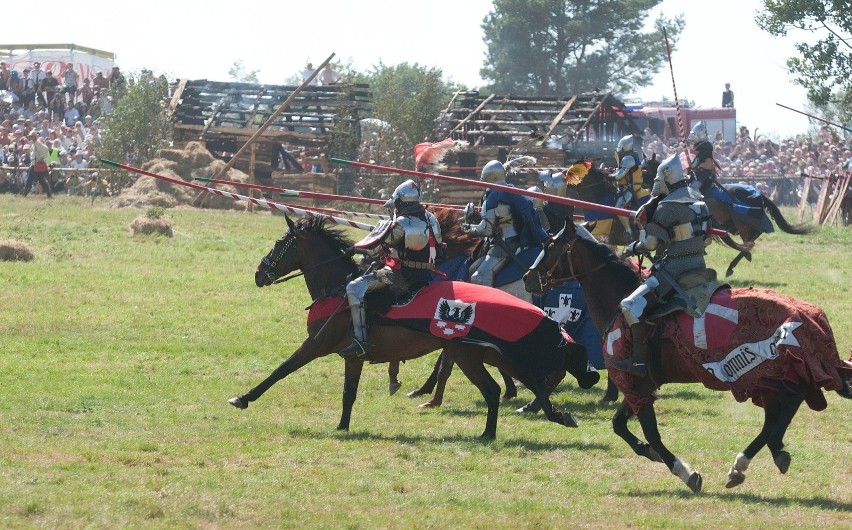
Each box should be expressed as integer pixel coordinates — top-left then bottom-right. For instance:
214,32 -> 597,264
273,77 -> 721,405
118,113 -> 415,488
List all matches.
192,176 -> 464,210
331,157 -> 726,236
775,103 -> 852,133
99,159 -> 374,230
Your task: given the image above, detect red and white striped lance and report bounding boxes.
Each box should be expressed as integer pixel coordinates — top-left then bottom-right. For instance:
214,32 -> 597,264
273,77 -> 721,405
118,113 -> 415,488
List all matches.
99,159 -> 374,231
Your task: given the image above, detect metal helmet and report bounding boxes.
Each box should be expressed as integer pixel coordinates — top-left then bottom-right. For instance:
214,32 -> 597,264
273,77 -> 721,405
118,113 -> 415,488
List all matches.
480,160 -> 507,183
616,134 -> 634,154
687,121 -> 708,145
651,152 -> 686,196
383,179 -> 421,209
527,186 -> 545,209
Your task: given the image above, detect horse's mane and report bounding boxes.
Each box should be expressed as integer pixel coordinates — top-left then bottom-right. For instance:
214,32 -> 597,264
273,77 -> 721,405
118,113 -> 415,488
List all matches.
431,207 -> 479,258
297,215 -> 359,271
574,231 -> 641,289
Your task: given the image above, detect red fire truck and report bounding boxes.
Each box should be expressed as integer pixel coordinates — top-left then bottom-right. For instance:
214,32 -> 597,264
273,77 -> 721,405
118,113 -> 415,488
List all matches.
627,101 -> 737,144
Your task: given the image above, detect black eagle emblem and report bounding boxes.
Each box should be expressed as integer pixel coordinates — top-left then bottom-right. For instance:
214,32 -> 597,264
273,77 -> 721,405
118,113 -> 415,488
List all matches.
438,300 -> 474,323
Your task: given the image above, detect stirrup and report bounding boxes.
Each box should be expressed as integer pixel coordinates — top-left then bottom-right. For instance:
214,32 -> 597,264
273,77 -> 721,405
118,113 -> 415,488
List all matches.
339,338 -> 371,360
608,357 -> 647,377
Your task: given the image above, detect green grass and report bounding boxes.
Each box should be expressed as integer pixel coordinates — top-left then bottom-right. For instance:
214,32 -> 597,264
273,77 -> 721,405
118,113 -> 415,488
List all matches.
1,196 -> 850,529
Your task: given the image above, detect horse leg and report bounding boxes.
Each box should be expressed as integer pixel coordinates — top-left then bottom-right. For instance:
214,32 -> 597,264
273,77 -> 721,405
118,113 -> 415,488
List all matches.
418,352 -> 454,408
766,387 -> 805,475
515,369 -> 565,414
406,353 -> 441,398
388,361 -> 402,395
500,370 -> 518,400
635,403 -> 702,493
726,250 -> 747,277
611,400 -> 663,463
337,358 -> 365,431
598,376 -> 620,404
523,378 -> 578,428
444,345 -> 501,439
228,338 -> 326,409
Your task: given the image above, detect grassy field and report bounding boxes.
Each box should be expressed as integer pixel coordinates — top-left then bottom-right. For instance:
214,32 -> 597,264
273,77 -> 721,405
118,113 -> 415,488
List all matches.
1,195 -> 849,529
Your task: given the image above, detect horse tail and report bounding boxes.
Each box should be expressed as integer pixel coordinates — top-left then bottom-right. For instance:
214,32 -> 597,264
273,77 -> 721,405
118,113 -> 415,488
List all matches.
761,195 -> 817,235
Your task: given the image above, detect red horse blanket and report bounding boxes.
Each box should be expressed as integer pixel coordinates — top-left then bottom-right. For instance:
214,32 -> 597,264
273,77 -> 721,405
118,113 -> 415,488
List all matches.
307,281 -> 574,382
605,287 -> 851,414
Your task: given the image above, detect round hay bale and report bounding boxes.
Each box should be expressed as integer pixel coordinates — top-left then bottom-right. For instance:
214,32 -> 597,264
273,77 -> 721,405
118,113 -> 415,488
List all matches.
0,239 -> 34,261
130,216 -> 174,237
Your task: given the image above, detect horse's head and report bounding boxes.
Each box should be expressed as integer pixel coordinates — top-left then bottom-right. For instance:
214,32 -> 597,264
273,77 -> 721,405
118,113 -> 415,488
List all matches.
523,218 -> 584,294
254,214 -> 358,290
255,214 -> 300,287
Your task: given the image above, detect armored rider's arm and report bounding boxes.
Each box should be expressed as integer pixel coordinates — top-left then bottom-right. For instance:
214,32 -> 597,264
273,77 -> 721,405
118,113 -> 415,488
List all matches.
625,222 -> 664,255
464,202 -> 510,237
609,154 -> 637,181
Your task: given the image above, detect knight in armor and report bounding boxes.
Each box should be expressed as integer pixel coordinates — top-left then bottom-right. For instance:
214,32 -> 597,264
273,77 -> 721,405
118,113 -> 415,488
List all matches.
462,159 -> 548,287
608,152 -> 714,377
687,121 -> 717,196
609,134 -> 650,239
339,179 -> 442,359
537,160 -> 589,231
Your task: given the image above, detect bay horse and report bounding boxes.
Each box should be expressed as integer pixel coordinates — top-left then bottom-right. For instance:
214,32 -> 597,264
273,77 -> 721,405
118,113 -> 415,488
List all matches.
524,219 -> 852,492
565,162 -> 642,247
643,156 -> 817,277
228,213 -> 596,439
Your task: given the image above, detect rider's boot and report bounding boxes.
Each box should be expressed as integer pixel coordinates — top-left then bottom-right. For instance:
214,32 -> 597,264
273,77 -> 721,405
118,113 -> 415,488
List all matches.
339,302 -> 372,360
608,321 -> 649,377
617,214 -> 633,242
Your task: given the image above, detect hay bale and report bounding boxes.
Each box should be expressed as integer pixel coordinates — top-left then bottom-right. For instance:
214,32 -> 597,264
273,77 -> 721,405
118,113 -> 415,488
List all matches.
129,216 -> 174,237
0,239 -> 35,261
108,142 -> 250,211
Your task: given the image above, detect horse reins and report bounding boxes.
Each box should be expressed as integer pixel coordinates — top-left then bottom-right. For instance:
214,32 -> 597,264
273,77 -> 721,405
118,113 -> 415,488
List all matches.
535,236 -> 607,290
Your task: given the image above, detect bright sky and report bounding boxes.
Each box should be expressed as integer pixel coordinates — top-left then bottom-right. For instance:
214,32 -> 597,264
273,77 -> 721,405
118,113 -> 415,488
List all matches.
3,0 -> 816,139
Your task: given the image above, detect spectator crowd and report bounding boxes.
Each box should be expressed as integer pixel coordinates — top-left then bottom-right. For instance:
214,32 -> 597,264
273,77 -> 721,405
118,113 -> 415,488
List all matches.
0,60 -> 128,195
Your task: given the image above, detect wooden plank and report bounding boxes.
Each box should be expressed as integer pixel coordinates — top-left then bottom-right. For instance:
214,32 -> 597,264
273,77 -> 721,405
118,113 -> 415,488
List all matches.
199,94 -> 230,140
822,173 -> 850,225
167,79 -> 188,118
449,94 -> 496,134
542,96 -> 578,142
798,173 -> 812,222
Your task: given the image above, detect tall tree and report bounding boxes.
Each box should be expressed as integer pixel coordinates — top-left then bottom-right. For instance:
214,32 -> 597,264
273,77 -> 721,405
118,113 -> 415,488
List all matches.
480,0 -> 684,96
756,0 -> 852,124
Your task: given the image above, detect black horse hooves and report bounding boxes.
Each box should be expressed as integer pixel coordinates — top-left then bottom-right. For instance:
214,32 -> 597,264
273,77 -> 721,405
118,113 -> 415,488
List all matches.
775,451 -> 791,474
725,469 -> 746,489
725,268 -> 735,278
228,396 -> 248,409
563,412 -> 579,428
687,472 -> 703,493
389,381 -> 402,395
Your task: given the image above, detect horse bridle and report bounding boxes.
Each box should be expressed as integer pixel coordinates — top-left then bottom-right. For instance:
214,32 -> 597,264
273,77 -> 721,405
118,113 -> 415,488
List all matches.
531,231 -> 606,291
258,228 -> 351,285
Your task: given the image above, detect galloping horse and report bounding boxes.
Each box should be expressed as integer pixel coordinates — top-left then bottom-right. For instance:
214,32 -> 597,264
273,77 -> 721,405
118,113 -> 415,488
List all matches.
228,214 -> 597,439
565,162 -> 642,247
524,220 -> 852,492
643,156 -> 817,276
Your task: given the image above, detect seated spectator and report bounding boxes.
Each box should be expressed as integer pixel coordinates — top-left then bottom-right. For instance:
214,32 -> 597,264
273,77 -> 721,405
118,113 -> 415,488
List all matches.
64,104 -> 80,127
320,64 -> 340,85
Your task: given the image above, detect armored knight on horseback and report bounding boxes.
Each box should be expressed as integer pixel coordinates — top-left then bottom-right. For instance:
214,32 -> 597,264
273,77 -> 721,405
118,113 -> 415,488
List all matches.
609,152 -> 720,377
339,179 -> 442,359
609,134 -> 651,240
462,159 -> 548,287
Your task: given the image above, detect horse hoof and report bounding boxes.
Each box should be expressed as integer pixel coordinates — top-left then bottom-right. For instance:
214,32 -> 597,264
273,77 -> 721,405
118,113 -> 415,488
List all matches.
687,472 -> 703,493
406,390 -> 427,398
228,396 -> 248,409
563,412 -> 579,428
479,432 -> 496,441
725,469 -> 746,489
775,451 -> 791,474
725,268 -> 734,278
417,401 -> 440,409
389,381 -> 402,395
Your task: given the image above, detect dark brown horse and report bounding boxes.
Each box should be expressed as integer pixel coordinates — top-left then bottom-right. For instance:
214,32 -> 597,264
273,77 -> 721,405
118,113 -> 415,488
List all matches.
228,214 -> 596,439
524,219 -> 851,492
642,156 -> 817,277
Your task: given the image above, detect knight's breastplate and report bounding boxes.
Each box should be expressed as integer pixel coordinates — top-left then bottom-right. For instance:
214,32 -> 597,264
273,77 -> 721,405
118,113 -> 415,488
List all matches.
398,216 -> 430,262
